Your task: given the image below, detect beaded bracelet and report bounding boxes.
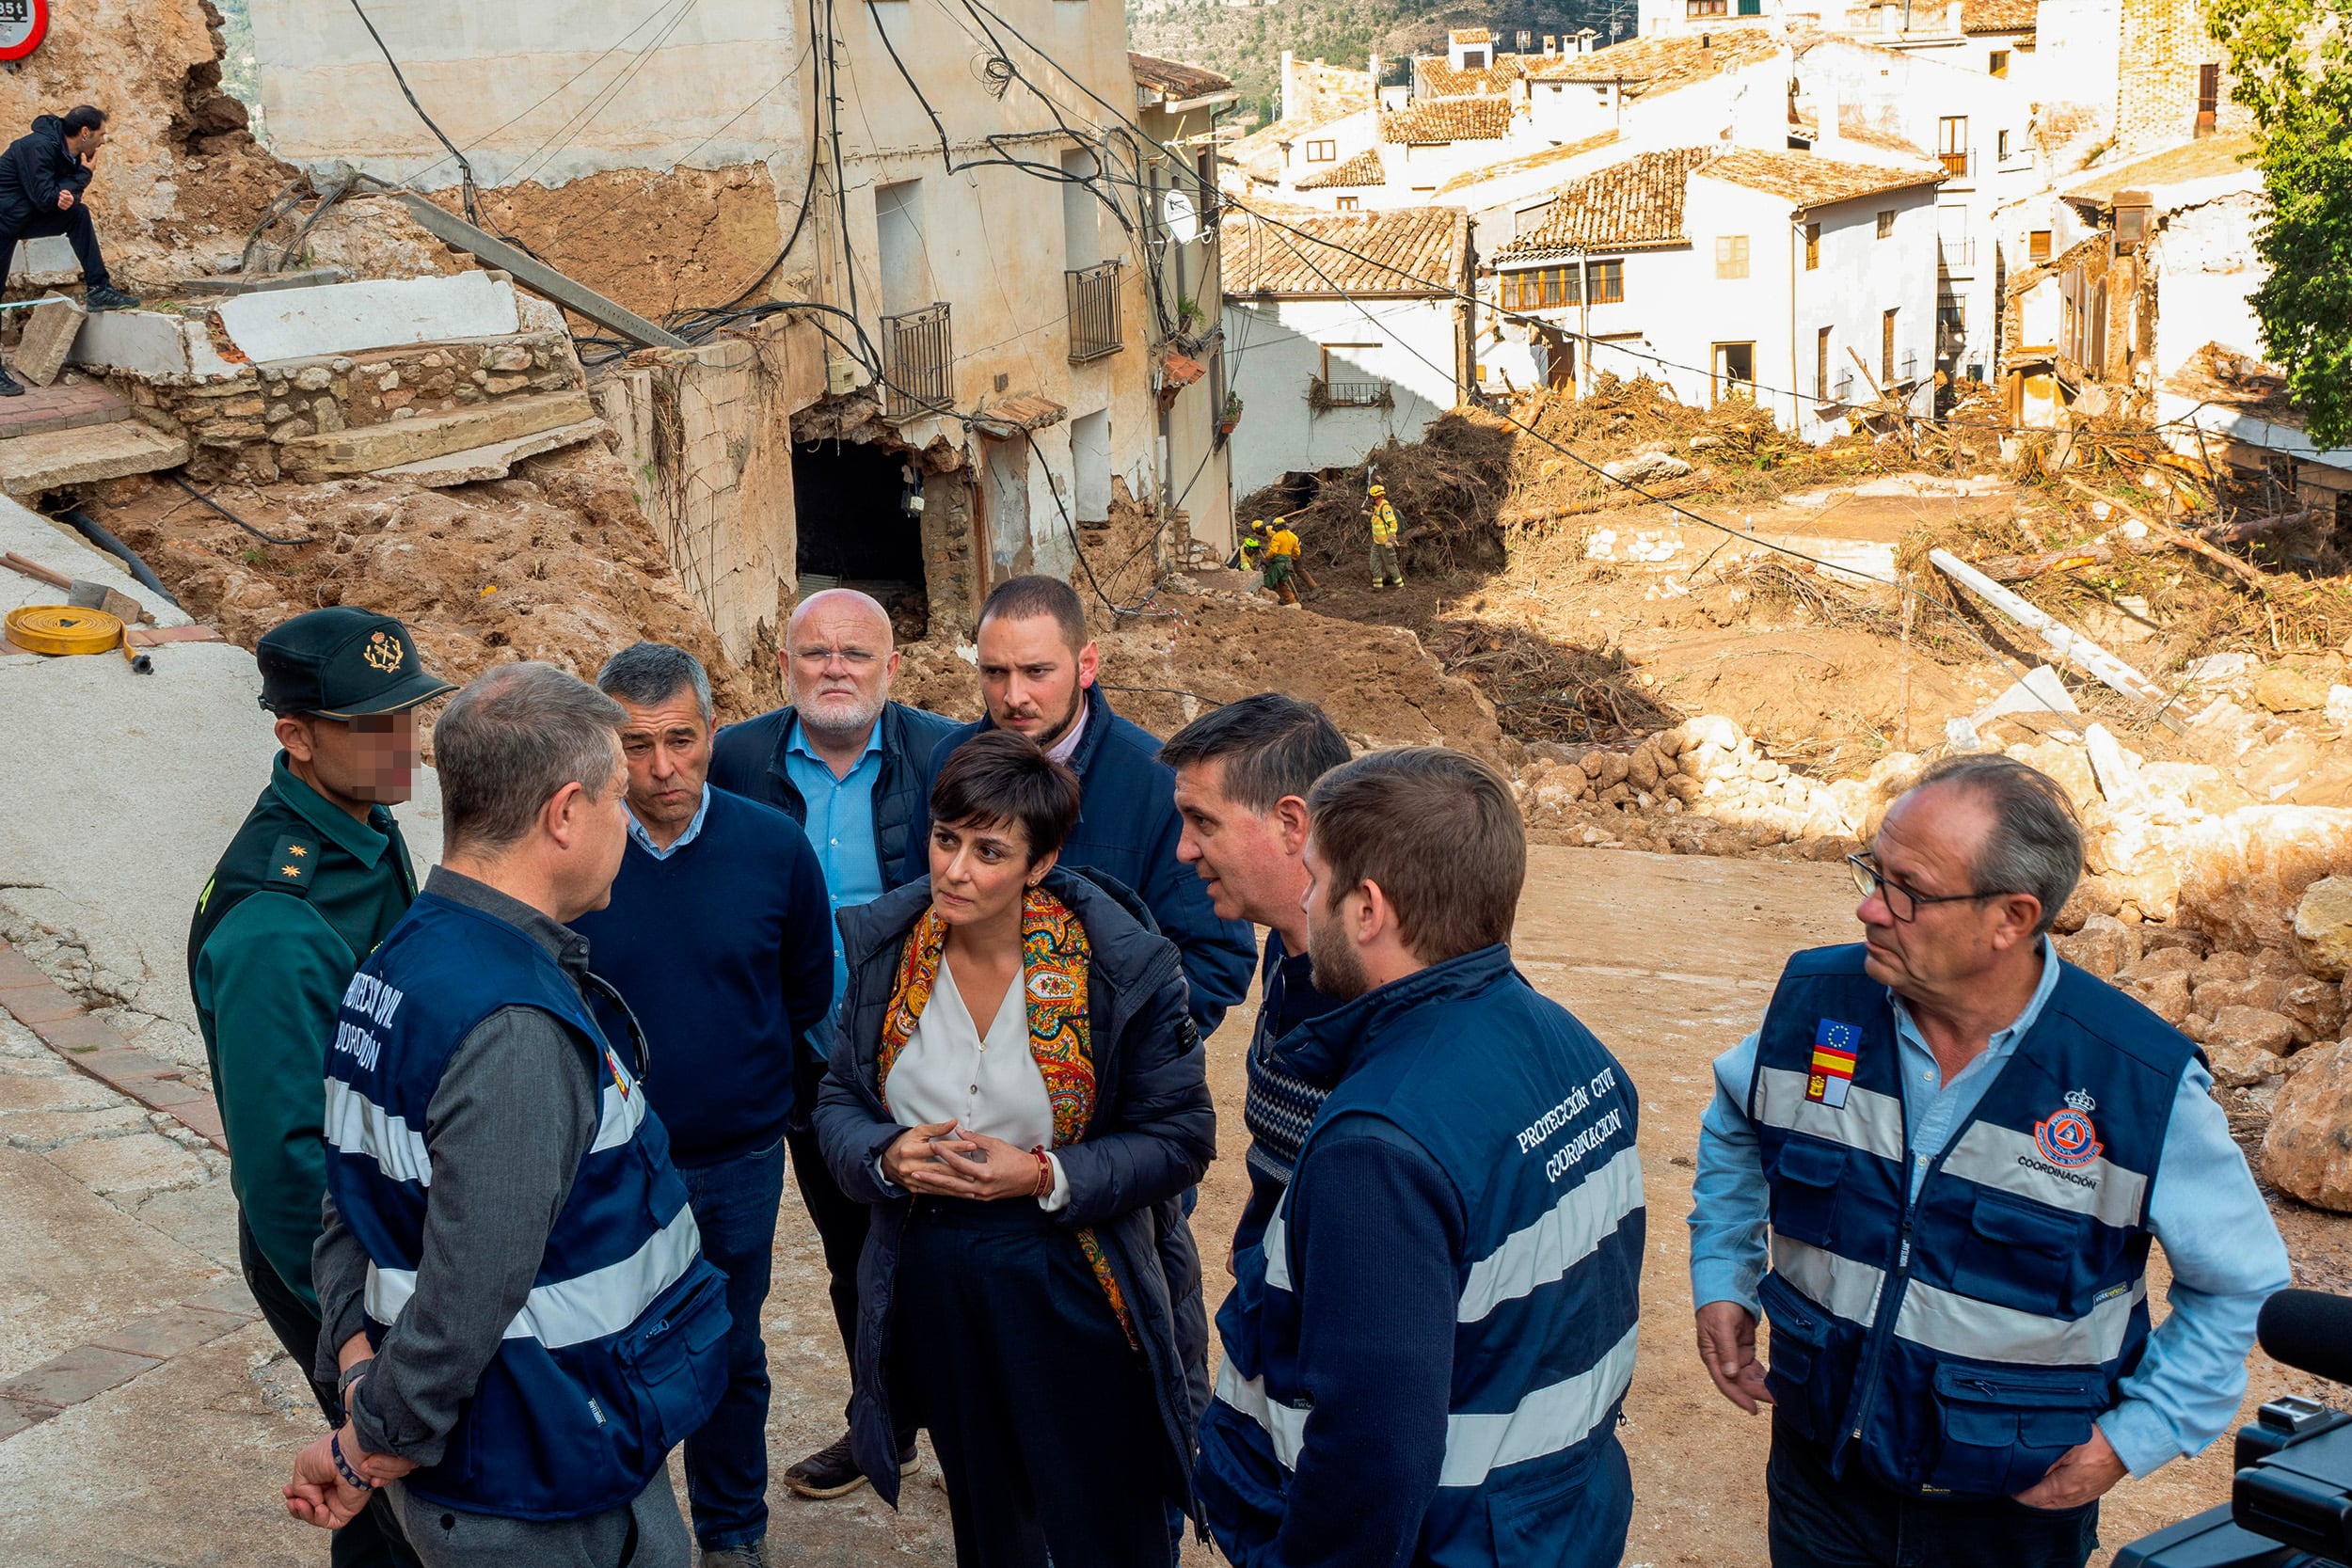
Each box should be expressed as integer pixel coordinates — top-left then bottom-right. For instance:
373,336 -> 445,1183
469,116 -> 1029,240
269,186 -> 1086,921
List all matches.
330,1431 -> 374,1492
1030,1146 -> 1054,1199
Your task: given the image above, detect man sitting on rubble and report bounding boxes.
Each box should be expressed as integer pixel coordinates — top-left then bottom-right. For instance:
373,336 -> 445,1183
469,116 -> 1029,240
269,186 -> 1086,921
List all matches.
0,103 -> 137,394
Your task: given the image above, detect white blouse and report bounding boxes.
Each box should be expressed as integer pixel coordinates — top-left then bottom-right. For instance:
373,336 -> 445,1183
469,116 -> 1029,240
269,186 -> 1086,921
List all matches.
883,958 -> 1072,1211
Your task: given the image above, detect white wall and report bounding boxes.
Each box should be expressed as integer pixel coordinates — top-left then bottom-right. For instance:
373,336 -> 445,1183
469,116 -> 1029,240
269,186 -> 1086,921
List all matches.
1222,295 -> 1460,496
2031,0 -> 2123,155
2148,191 -> 2267,376
1791,181 -> 1941,433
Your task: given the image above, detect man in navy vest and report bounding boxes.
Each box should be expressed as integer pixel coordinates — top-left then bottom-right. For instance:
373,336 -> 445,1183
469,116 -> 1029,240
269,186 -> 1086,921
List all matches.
1195,747 -> 1644,1568
1161,693 -> 1353,1259
707,588 -> 955,1501
1689,753 -> 2289,1568
909,574 -> 1257,1034
285,663 -> 729,1568
571,642 -> 834,1567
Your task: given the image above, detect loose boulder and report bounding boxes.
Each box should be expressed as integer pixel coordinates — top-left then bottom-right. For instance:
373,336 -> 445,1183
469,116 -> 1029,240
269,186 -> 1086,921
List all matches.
2264,1041 -> 2352,1210
2294,876 -> 2352,981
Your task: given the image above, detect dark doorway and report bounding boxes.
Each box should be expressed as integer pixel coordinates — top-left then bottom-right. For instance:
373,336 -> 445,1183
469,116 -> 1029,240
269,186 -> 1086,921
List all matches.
793,437 -> 929,638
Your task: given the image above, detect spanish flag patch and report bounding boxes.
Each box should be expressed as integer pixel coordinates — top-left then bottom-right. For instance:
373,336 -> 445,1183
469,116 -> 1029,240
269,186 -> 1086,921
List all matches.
1807,1019 -> 1861,1108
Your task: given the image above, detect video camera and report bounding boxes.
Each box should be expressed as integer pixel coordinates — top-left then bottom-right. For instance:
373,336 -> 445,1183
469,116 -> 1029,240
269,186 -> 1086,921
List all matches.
2118,1290 -> 2352,1568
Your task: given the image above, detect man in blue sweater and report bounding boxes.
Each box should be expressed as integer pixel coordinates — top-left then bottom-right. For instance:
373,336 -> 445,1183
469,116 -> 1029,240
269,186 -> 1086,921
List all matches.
569,641 -> 834,1568
707,588 -> 955,1500
1195,748 -> 1645,1568
911,574 -> 1257,1034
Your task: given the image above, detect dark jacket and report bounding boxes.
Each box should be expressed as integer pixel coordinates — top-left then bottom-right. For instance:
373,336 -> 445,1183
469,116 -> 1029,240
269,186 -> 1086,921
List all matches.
911,684 -> 1259,1034
0,116 -> 92,236
814,865 -> 1216,1513
708,699 -> 959,893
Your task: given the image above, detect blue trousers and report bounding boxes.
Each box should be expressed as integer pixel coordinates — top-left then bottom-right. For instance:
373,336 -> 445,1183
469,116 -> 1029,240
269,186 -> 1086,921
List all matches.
1767,1416 -> 2099,1568
676,1140 -> 787,1551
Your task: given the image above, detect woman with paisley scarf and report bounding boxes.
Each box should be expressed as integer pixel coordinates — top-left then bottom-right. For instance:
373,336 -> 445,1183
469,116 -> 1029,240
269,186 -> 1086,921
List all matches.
815,729 -> 1216,1566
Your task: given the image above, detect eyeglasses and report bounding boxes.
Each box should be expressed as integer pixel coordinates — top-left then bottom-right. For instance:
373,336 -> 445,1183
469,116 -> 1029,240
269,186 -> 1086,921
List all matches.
791,646 -> 880,668
1846,852 -> 2011,924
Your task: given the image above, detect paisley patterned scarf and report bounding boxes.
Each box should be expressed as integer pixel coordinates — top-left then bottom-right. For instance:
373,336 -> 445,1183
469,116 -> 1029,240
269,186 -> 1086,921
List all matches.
878,886 -> 1136,1348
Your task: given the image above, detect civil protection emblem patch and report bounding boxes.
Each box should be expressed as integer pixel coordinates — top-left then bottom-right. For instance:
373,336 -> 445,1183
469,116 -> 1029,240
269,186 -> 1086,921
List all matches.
2034,1088 -> 2103,1168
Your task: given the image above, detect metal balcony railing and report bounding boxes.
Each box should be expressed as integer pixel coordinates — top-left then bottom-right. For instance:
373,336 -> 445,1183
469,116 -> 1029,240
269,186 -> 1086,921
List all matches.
1938,237 -> 1975,269
1066,261 -> 1123,363
1311,376 -> 1393,409
882,303 -> 954,417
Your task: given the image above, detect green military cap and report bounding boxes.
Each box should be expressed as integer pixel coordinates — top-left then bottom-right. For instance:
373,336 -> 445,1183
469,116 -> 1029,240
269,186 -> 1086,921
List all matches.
256,607 -> 455,719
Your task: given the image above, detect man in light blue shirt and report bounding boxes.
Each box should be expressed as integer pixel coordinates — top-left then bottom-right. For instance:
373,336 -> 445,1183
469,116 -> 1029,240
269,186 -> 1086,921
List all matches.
786,711 -> 882,1040
1689,752 -> 2289,1568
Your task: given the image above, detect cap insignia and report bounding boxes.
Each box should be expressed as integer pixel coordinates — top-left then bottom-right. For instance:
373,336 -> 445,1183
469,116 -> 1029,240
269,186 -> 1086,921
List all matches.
363,630 -> 405,673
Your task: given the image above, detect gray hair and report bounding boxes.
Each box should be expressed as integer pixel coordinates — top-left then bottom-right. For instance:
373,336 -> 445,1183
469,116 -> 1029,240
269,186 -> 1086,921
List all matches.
437,662 -> 627,855
1910,752 -> 2083,934
596,641 -> 711,721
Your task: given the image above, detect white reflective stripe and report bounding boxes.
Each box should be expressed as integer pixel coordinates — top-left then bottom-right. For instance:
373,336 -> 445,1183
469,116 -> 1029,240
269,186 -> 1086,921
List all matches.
1214,1358 -> 1310,1469
1437,1323 -> 1639,1489
1771,1235 -> 1886,1327
590,1080 -> 648,1154
1753,1067 -> 1904,1163
1938,1120 -> 2149,1229
364,1204 -> 705,1351
1458,1146 -> 1644,1323
323,1078 -> 432,1188
1263,1203 -> 1293,1292
1893,1275 -> 2147,1367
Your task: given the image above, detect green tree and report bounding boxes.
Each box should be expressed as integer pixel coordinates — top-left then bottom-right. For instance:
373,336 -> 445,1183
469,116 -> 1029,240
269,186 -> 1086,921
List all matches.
2207,0 -> 2352,447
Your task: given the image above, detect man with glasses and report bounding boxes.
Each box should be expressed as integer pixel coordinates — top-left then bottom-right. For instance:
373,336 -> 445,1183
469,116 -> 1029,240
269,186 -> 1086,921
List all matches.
1687,753 -> 2287,1568
708,589 -> 957,1500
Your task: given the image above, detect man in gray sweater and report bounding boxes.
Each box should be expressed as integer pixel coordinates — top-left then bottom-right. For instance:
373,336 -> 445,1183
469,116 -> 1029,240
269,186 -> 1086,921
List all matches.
284,662 -> 729,1566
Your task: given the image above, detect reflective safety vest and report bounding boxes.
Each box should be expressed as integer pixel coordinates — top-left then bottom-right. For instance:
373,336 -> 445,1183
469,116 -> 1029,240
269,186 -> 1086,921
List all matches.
323,891 -> 730,1520
1370,499 -> 1401,545
1751,944 -> 2195,1497
1196,944 -> 1644,1566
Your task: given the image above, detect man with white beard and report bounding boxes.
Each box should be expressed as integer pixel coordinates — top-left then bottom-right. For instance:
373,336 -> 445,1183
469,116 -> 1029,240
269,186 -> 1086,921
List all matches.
708,589 -> 959,1500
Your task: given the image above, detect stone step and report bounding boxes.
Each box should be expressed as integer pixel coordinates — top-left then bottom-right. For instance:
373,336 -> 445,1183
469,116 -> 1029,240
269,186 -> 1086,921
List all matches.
374,417 -> 604,487
277,388 -> 596,479
0,420 -> 190,497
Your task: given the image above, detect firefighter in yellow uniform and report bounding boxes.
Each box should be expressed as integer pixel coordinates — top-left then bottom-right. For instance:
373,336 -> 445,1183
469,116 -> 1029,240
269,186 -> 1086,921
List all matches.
1262,516 -> 1301,605
1234,518 -> 1268,574
1367,484 -> 1405,589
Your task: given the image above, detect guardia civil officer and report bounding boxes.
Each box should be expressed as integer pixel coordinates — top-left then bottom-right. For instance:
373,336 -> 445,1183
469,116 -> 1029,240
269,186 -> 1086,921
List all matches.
1194,747 -> 1644,1568
1688,753 -> 2291,1568
282,663 -> 730,1568
190,607 -> 450,1568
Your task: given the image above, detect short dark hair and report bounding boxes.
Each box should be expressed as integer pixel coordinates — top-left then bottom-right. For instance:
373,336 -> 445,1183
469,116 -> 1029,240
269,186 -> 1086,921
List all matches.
979,574 -> 1089,654
930,729 -> 1082,864
596,641 -> 710,721
1160,693 -> 1351,813
1907,752 -> 2082,935
437,663 -> 627,855
1308,747 -> 1524,963
60,106 -> 106,138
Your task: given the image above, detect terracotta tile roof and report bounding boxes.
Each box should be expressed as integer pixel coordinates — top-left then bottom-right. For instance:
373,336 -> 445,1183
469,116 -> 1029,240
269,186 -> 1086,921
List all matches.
1695,148 -> 1944,206
1381,95 -> 1516,144
1961,0 -> 2038,32
1129,53 -> 1234,100
1490,148 -> 1715,261
1297,148 -> 1387,190
1223,207 -> 1469,296
1837,121 -> 1931,160
2060,133 -> 2259,205
973,393 -> 1067,431
1434,129 -> 1620,195
1420,54 -> 1529,96
1524,29 -> 1780,92
1451,26 -> 1494,43
1230,106 -> 1365,162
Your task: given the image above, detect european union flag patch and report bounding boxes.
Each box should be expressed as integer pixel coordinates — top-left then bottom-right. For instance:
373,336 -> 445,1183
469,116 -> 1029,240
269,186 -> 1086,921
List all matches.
1808,1019 -> 1861,1108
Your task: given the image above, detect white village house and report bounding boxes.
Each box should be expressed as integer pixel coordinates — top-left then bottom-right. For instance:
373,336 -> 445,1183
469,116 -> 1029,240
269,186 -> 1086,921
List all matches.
1486,147 -> 1941,437
1219,208 -> 1474,496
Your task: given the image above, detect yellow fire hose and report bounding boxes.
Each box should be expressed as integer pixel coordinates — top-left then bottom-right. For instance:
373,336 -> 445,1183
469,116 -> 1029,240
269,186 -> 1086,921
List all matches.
5,605 -> 152,673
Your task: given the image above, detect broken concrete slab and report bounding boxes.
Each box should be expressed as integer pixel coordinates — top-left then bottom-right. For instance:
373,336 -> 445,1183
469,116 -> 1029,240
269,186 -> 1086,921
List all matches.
11,296 -> 84,388
172,265 -> 347,297
0,421 -> 189,498
69,309 -> 239,379
216,270 -> 521,362
375,416 -> 604,486
278,388 -> 594,478
1975,664 -> 2082,726
4,235 -> 79,288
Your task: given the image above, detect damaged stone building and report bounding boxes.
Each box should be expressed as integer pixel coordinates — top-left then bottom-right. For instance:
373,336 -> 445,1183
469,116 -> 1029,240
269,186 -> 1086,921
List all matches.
247,0 -> 1238,663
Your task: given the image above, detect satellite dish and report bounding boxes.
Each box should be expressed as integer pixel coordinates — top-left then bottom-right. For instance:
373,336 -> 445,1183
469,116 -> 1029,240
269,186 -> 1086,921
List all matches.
1165,188 -> 1200,245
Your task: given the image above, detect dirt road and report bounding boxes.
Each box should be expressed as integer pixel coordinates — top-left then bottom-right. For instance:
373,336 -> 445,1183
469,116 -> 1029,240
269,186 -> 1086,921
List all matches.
0,845 -> 2332,1564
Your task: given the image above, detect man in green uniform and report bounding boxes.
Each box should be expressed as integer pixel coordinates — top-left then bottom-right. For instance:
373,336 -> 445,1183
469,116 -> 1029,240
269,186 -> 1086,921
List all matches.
189,607 -> 451,1568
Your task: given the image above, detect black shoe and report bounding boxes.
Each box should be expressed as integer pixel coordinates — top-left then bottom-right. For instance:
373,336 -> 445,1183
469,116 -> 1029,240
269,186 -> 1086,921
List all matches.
84,283 -> 140,311
783,1433 -> 868,1499
0,366 -> 23,397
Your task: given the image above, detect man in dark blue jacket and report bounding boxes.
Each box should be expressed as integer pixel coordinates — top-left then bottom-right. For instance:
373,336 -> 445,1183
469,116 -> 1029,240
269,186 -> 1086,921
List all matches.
911,574 -> 1256,1035
1195,748 -> 1644,1568
0,106 -> 138,393
569,642 -> 834,1568
707,588 -> 957,1501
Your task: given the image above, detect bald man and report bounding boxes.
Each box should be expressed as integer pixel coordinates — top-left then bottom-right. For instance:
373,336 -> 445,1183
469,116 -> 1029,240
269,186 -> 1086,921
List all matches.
709,590 -> 957,1499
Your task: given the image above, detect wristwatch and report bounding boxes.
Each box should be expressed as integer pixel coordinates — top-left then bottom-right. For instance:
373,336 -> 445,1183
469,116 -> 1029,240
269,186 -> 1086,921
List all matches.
337,1356 -> 374,1418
